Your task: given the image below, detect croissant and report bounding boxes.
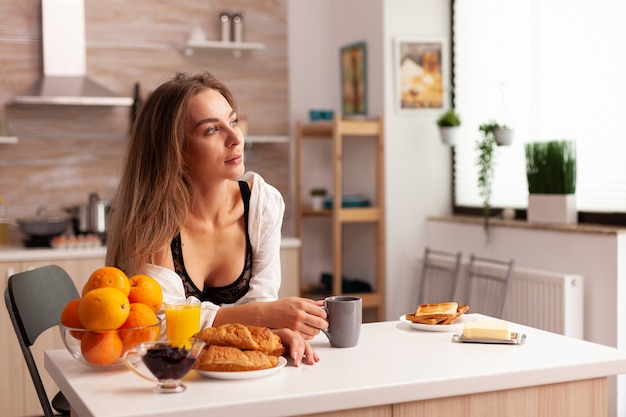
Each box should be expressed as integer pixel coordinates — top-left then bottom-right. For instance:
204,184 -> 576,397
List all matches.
195,345 -> 279,372
194,323 -> 285,372
195,323 -> 285,356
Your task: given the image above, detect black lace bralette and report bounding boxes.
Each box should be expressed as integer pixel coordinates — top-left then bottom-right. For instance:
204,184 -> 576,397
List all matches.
171,181 -> 253,305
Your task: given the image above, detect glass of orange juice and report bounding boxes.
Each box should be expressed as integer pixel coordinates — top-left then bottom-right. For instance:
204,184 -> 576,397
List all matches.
163,300 -> 201,343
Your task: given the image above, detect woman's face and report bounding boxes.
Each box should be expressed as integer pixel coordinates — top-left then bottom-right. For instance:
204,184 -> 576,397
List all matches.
186,88 -> 245,182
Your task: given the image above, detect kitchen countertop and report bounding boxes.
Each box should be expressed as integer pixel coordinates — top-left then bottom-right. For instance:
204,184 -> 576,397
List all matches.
45,316 -> 626,417
0,237 -> 300,262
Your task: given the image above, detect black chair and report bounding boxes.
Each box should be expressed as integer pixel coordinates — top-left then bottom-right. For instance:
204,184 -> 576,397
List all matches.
418,247 -> 462,304
464,254 -> 515,319
4,265 -> 78,416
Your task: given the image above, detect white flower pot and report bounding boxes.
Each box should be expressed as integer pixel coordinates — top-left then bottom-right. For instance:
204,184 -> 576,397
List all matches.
494,128 -> 514,146
527,194 -> 577,225
311,195 -> 325,211
438,126 -> 460,146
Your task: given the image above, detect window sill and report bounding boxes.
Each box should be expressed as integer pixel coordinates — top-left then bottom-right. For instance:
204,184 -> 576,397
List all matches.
429,215 -> 626,236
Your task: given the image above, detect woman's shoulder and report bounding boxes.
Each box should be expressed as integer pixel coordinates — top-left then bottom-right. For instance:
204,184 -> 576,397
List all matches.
239,171 -> 283,201
239,171 -> 284,221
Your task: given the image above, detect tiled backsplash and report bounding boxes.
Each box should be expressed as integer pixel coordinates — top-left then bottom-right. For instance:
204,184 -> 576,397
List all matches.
0,0 -> 294,240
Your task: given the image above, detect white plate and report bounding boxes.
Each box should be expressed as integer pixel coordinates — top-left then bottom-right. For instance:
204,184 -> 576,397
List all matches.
196,356 -> 287,380
399,313 -> 478,332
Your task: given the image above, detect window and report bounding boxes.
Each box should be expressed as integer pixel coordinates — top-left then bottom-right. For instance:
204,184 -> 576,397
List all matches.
452,0 -> 626,224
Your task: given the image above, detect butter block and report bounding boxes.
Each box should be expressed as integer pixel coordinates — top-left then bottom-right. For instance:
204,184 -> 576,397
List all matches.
462,321 -> 511,340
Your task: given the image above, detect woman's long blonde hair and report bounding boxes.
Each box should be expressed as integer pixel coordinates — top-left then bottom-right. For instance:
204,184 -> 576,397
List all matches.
106,71 -> 238,276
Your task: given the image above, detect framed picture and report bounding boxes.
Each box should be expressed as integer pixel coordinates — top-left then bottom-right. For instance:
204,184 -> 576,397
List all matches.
340,41 -> 367,117
394,37 -> 447,112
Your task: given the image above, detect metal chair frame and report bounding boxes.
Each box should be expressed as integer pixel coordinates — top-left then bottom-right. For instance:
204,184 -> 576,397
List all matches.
4,264 -> 77,417
464,254 -> 515,319
418,247 -> 463,305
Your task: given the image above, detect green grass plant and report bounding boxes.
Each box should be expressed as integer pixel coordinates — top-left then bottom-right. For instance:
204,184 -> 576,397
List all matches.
525,140 -> 576,194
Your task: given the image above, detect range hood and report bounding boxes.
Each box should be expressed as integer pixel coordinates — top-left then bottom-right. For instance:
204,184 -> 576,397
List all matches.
13,0 -> 133,106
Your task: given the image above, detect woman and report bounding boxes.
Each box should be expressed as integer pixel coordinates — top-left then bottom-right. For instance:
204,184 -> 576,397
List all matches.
106,71 -> 327,366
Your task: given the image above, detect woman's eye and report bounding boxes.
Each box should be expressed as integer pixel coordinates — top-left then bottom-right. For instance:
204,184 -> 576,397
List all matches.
231,118 -> 239,127
205,126 -> 218,134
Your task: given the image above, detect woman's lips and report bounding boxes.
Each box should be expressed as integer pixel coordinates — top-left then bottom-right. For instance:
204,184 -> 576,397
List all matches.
226,154 -> 242,164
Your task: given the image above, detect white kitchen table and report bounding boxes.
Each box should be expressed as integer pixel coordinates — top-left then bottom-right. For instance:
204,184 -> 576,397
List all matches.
45,315 -> 626,417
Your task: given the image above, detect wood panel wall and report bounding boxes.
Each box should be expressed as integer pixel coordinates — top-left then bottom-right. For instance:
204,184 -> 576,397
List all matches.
0,0 -> 291,241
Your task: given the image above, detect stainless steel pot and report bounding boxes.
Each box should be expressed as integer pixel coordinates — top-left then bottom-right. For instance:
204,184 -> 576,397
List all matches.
88,192 -> 111,235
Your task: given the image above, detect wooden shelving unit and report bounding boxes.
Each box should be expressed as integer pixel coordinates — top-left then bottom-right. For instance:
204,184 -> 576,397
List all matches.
295,115 -> 385,321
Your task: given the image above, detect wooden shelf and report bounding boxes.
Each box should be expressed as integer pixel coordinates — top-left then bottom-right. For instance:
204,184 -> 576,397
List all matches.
301,207 -> 380,222
246,134 -> 288,144
301,287 -> 383,308
295,115 -> 385,321
299,118 -> 381,138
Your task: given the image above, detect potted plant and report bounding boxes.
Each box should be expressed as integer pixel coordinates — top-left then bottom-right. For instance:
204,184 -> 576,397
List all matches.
479,120 -> 514,146
476,122 -> 499,240
436,109 -> 461,145
525,140 -> 577,224
310,187 -> 327,211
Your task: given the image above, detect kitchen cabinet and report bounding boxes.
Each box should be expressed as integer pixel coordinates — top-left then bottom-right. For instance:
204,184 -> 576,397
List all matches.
1,256 -> 105,417
295,115 -> 385,321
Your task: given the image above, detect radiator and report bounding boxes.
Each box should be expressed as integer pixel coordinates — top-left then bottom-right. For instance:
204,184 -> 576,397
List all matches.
445,263 -> 584,338
503,267 -> 583,338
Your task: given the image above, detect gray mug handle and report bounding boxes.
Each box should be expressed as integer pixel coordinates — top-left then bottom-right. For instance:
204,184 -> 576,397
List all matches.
321,305 -> 330,339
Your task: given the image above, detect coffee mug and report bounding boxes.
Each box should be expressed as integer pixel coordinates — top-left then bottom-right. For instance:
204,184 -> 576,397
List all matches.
322,296 -> 362,348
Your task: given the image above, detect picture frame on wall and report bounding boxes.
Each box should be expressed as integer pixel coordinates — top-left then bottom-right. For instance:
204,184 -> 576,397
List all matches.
340,41 -> 367,118
394,37 -> 447,112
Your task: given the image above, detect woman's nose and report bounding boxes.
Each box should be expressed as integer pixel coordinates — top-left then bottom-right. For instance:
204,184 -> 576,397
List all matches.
226,126 -> 242,146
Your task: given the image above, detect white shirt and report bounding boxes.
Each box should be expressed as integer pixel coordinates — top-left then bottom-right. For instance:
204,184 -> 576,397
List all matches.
146,171 -> 285,331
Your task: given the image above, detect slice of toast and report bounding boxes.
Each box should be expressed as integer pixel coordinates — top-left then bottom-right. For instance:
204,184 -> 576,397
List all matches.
415,302 -> 458,319
405,303 -> 468,325
439,305 -> 470,324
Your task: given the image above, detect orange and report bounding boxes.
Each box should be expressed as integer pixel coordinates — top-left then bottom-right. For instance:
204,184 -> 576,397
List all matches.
82,266 -> 130,297
128,274 -> 163,313
119,303 -> 160,352
78,287 -> 130,331
81,330 -> 123,366
61,298 -> 85,340
120,303 -> 159,329
61,298 -> 84,329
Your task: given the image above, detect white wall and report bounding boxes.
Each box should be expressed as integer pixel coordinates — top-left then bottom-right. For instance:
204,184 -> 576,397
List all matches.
289,0 -> 452,316
382,0 -> 452,321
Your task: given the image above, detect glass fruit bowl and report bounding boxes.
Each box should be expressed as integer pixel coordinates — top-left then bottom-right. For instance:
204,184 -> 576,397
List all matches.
59,319 -> 162,368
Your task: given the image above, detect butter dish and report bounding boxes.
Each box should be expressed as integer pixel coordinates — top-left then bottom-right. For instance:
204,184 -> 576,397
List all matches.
451,332 -> 526,345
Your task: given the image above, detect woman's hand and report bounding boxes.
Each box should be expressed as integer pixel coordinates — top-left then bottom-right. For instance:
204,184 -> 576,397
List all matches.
213,297 -> 328,340
262,297 -> 328,340
273,328 -> 320,366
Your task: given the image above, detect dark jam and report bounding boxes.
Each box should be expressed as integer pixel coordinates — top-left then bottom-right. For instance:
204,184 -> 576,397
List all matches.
142,345 -> 195,380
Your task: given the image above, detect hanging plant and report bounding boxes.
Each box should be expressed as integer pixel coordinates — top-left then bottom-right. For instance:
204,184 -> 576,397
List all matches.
476,122 -> 499,240
476,120 -> 514,146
